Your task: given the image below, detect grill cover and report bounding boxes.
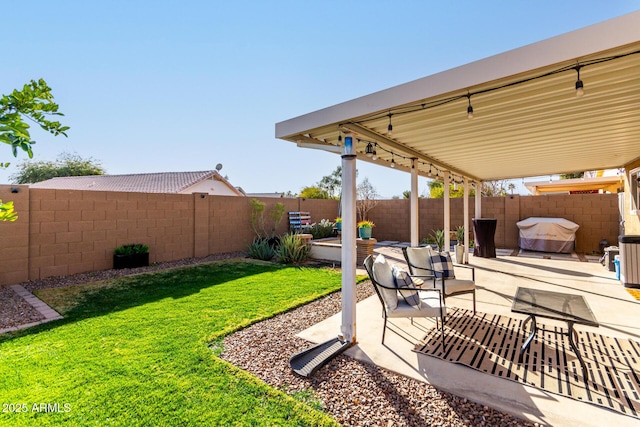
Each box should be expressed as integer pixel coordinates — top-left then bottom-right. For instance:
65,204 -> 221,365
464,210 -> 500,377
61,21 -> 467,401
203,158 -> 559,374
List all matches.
516,217 -> 579,253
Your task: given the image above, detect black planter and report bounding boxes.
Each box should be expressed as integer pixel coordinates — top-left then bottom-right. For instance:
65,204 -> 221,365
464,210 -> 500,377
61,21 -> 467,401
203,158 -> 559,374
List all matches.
113,253 -> 149,269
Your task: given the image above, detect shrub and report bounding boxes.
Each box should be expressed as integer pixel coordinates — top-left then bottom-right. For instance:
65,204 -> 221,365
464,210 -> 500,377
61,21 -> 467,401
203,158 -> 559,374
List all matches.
114,243 -> 149,255
247,237 -> 276,261
308,219 -> 335,239
275,233 -> 310,264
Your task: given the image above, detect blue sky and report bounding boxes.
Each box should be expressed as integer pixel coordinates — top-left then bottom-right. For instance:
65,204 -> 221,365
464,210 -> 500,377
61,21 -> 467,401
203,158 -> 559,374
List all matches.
2,1 -> 638,198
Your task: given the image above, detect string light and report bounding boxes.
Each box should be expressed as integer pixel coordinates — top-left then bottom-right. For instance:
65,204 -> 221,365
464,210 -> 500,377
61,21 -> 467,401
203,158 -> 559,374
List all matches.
387,113 -> 393,136
346,49 -> 640,129
365,143 -> 374,157
371,143 -> 378,160
575,65 -> 584,97
390,153 -> 396,168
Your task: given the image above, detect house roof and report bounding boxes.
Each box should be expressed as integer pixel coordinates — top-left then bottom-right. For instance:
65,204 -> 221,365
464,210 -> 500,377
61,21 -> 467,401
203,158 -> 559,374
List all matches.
30,171 -> 241,194
525,175 -> 624,195
275,11 -> 640,183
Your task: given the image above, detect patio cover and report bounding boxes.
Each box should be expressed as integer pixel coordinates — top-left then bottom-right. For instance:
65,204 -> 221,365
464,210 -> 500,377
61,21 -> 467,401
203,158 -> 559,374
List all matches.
275,11 -> 640,182
275,11 -> 640,343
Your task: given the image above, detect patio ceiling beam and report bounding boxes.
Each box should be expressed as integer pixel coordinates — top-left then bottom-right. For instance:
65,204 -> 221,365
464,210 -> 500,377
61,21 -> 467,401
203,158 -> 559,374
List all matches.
339,122 -> 481,182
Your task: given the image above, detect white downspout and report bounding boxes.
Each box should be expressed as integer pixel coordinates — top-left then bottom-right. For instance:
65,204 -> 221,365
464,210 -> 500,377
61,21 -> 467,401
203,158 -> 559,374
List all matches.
340,134 -> 357,344
410,159 -> 419,246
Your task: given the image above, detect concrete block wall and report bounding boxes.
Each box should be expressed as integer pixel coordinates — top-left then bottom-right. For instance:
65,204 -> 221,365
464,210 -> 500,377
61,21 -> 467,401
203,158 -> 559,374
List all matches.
0,185 -> 620,286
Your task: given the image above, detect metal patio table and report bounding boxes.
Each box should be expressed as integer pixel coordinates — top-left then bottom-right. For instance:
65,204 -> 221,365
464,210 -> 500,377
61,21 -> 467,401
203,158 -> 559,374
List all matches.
511,287 -> 599,381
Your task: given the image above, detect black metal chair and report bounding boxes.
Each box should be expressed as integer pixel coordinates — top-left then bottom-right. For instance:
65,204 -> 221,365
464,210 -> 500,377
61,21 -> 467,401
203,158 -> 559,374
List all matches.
363,254 -> 445,348
402,246 -> 476,314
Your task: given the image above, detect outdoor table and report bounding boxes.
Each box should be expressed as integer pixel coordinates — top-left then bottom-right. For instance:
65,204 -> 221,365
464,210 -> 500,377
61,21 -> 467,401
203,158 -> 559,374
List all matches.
511,287 -> 599,381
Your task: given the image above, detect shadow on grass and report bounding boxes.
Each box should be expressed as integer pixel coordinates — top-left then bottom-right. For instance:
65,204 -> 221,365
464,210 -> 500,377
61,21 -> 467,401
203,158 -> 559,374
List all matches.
0,260 -> 292,343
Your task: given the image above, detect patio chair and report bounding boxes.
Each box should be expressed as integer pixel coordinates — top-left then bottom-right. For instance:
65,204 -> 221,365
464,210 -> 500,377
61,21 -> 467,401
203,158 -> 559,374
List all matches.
402,246 -> 476,314
363,254 -> 445,347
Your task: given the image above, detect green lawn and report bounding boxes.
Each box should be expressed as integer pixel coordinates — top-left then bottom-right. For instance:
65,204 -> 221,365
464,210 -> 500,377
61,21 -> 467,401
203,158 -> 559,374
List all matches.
0,260 -> 350,426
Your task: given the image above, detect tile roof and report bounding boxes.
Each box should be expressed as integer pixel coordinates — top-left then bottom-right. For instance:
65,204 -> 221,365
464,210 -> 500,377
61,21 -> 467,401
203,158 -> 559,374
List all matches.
30,171 -> 219,193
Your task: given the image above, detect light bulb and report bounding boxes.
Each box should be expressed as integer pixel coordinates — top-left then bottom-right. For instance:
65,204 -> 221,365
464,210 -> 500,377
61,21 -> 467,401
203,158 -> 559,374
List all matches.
365,143 -> 374,157
467,105 -> 474,120
575,80 -> 584,97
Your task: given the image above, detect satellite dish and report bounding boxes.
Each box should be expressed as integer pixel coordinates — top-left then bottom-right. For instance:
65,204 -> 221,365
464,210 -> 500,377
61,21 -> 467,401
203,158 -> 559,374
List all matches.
215,163 -> 223,171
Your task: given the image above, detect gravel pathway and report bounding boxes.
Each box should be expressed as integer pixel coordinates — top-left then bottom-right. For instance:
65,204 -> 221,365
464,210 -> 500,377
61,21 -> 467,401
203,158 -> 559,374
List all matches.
2,254 -> 538,426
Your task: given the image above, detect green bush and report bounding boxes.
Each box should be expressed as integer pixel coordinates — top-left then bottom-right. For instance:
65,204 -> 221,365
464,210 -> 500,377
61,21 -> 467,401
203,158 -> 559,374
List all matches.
247,237 -> 276,261
114,243 -> 149,255
308,219 -> 335,239
275,233 -> 310,264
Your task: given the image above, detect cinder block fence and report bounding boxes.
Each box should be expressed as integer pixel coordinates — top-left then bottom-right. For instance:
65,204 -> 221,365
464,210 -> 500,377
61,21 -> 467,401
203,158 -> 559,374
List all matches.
0,185 -> 619,286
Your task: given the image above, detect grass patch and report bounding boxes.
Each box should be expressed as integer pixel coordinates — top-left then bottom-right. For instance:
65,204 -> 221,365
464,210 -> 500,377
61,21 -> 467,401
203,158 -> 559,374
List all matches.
0,260 -> 354,426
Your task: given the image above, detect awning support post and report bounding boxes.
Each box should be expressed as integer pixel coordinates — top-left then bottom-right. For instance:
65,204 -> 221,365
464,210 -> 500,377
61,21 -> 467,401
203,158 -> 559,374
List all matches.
464,177 -> 470,264
444,172 -> 451,253
340,134 -> 357,344
410,159 -> 419,246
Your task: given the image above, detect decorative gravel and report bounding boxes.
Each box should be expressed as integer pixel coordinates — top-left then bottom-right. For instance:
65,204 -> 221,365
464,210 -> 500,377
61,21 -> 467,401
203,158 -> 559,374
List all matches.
4,254 -> 538,426
0,286 -> 45,330
221,283 -> 538,427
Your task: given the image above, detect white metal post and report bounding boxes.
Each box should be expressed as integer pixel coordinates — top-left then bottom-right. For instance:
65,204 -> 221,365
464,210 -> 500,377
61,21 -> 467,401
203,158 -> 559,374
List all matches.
444,172 -> 451,254
464,177 -> 470,264
340,134 -> 357,344
410,159 -> 419,246
475,181 -> 482,220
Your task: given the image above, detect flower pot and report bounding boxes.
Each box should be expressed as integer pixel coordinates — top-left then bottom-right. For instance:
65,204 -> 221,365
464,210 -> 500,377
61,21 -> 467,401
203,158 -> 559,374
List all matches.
114,253 -> 149,269
358,227 -> 372,240
455,245 -> 465,264
336,222 -> 342,231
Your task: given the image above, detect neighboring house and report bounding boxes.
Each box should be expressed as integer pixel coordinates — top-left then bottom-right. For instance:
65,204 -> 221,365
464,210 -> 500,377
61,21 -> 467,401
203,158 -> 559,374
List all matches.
525,169 -> 624,195
30,171 -> 245,196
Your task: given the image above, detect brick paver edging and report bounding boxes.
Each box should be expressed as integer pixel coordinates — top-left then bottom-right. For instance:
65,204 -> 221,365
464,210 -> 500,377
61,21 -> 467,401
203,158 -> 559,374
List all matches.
0,285 -> 63,335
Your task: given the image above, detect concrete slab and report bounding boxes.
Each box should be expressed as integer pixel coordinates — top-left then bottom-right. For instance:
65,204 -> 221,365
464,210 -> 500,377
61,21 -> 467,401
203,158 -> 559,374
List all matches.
298,244 -> 640,427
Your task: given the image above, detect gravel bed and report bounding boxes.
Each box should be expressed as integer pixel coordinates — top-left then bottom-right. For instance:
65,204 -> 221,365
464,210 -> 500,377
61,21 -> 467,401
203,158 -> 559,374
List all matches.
221,284 -> 538,427
0,286 -> 45,329
20,252 -> 246,293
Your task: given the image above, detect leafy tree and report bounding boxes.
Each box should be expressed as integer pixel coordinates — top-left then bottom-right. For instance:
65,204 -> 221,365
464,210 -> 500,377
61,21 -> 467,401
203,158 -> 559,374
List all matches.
0,200 -> 18,222
402,190 -> 411,199
560,172 -> 584,179
1,79 -> 68,221
1,79 -> 68,168
299,186 -> 329,199
317,166 -> 342,199
11,152 -> 105,184
427,180 -> 476,198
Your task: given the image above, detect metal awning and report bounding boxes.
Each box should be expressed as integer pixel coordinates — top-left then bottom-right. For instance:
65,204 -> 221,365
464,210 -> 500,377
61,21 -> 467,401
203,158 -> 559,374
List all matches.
274,11 -> 640,346
276,11 -> 640,182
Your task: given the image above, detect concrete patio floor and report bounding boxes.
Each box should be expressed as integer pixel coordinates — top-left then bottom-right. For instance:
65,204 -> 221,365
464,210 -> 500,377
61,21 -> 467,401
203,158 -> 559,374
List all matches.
298,243 -> 640,427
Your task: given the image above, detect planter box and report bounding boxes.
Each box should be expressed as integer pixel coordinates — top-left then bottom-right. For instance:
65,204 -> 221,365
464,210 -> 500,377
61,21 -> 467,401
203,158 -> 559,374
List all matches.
113,253 -> 149,269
